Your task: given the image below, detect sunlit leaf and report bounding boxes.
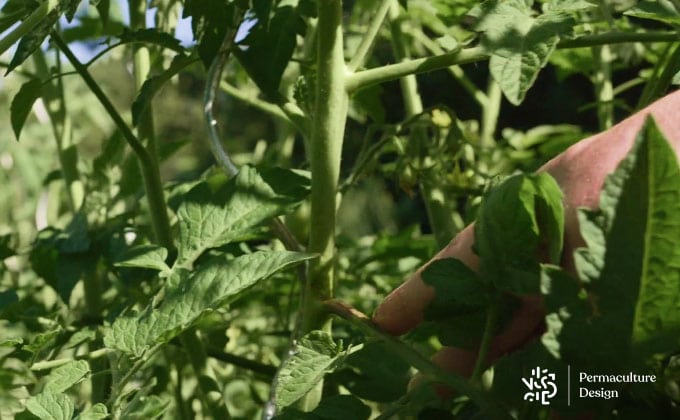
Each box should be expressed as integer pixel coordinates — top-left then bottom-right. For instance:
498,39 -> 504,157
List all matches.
274,331 -> 344,410
176,166 -> 308,266
473,0 -> 574,105
25,392 -> 74,420
105,251 -> 314,357
43,360 -> 90,394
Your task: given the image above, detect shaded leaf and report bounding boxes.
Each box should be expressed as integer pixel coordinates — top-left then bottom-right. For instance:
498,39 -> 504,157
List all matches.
61,0 -> 81,22
276,395 -> 370,420
423,258 -> 489,318
235,4 -> 307,97
76,403 -> 108,420
93,0 -> 110,25
105,251 -> 314,356
545,118 -> 680,373
475,173 -> 564,294
114,245 -> 169,273
6,9 -> 60,74
24,327 -> 62,355
131,54 -> 197,126
119,395 -> 169,420
0,0 -> 31,34
118,28 -> 184,53
331,341 -> 409,402
10,79 -> 43,141
182,0 -> 240,67
0,290 -> 19,313
0,337 -> 23,347
625,0 -> 680,26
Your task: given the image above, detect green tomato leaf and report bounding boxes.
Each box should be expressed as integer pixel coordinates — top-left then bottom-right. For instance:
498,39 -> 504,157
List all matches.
43,360 -> 90,394
543,117 -> 680,373
182,0 -> 240,67
274,331 -> 344,410
475,173 -> 564,294
0,1 -> 30,34
114,244 -> 169,273
23,327 -> 62,355
177,166 -> 308,267
624,0 -> 680,27
76,403 -> 108,420
25,392 -> 74,420
276,395 -> 371,420
422,258 -> 489,318
0,289 -> 18,314
118,28 -> 184,53
119,395 -> 169,420
331,341 -> 410,402
420,258 -> 492,349
131,54 -> 196,126
474,0 -> 574,105
543,0 -> 597,12
0,337 -> 23,347
234,4 -> 307,97
93,0 -> 110,25
6,8 -> 60,75
10,79 -> 43,141
0,233 -> 16,260
105,251 -> 314,357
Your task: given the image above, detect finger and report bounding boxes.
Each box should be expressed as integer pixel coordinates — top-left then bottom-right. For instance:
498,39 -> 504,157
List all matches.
372,224 -> 478,335
374,90 -> 680,336
409,295 -> 545,393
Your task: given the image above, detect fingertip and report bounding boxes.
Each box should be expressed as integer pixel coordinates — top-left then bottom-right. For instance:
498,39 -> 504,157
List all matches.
372,278 -> 430,335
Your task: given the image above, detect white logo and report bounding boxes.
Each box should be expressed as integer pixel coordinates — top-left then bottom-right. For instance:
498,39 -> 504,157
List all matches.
522,367 -> 557,405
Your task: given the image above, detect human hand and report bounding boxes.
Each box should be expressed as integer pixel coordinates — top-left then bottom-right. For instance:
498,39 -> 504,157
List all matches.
372,89 -> 680,382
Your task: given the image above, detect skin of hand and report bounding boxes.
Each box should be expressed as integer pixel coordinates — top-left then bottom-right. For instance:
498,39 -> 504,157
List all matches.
372,89 -> 680,380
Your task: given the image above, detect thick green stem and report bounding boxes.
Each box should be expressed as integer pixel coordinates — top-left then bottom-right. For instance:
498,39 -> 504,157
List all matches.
51,33 -> 173,251
346,31 -> 680,93
0,0 -> 59,56
302,0 -> 348,333
297,0 -> 347,410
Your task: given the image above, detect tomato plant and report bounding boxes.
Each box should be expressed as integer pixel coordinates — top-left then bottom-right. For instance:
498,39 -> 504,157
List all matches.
1,0 -> 680,419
